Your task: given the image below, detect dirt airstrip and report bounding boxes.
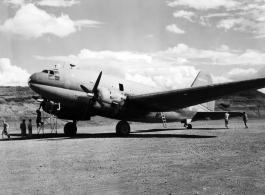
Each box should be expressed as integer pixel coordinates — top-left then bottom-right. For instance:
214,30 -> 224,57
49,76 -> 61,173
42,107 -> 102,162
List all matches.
1,119 -> 265,195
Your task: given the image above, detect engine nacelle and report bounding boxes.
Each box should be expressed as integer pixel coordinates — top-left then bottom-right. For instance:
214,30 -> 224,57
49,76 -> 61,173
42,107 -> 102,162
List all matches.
95,87 -> 127,116
98,87 -> 126,104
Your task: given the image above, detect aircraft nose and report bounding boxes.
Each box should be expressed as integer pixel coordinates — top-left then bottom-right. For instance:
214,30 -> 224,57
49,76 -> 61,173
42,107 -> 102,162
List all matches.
28,73 -> 37,87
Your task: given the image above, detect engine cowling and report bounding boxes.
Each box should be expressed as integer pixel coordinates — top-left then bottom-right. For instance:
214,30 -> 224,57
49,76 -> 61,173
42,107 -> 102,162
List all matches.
94,87 -> 126,116
98,87 -> 126,104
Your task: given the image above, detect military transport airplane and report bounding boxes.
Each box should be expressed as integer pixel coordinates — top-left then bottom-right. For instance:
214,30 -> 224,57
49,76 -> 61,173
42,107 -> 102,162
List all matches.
28,67 -> 265,136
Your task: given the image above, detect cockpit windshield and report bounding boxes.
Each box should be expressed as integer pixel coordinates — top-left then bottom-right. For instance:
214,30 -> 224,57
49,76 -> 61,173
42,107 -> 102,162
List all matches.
42,69 -> 60,81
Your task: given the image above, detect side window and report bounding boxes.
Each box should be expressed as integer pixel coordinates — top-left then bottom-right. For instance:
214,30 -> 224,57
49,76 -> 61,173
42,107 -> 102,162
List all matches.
54,71 -> 60,81
48,70 -> 55,80
119,83 -> 124,91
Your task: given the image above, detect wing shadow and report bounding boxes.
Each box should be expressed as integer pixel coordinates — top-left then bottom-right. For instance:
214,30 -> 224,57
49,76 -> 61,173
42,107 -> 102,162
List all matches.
3,131 -> 216,141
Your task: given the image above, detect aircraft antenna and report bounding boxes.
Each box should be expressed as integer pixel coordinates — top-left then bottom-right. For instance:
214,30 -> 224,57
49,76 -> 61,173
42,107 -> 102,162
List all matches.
70,64 -> 76,69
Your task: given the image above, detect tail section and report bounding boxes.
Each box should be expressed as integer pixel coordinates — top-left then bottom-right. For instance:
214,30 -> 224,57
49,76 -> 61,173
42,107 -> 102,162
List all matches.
191,70 -> 215,111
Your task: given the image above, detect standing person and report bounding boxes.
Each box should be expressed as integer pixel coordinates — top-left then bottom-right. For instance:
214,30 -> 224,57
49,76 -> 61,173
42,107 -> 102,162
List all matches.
3,120 -> 10,139
20,119 -> 27,139
243,112 -> 248,128
27,119 -> 32,138
225,112 -> 229,129
36,109 -> 42,133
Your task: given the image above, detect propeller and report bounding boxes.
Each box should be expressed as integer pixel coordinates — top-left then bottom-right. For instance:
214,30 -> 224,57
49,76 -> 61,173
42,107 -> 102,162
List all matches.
80,71 -> 104,108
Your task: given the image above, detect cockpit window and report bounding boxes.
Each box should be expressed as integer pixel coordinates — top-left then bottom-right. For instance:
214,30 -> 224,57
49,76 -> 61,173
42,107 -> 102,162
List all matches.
42,69 -> 59,80
42,70 -> 49,73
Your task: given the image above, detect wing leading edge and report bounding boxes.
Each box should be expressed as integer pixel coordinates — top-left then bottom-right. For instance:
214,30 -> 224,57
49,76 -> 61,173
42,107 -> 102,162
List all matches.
126,77 -> 265,112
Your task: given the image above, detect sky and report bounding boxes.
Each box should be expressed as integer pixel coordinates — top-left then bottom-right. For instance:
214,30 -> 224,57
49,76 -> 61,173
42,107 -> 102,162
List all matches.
1,0 -> 265,92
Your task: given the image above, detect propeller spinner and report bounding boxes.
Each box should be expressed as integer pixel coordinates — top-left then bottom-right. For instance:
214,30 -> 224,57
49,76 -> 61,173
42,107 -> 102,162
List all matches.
80,71 -> 104,107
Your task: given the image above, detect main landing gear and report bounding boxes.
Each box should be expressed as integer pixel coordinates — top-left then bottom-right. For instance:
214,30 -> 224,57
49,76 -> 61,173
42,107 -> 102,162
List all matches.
64,121 -> 77,136
63,120 -> 131,136
116,121 -> 130,136
184,123 -> 193,129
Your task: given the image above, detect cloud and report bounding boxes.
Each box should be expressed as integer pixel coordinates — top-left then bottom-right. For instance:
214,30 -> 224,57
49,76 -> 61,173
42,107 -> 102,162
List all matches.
167,0 -> 240,10
224,68 -> 258,80
173,10 -> 195,22
219,45 -> 230,51
4,0 -> 79,7
216,18 -> 244,30
165,24 -> 185,34
3,0 -> 25,6
0,58 -> 30,86
0,3 -> 102,39
36,0 -> 80,7
156,43 -> 265,66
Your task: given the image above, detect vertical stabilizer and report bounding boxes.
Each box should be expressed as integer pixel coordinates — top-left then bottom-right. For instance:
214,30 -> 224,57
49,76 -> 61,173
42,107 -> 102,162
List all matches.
191,70 -> 215,111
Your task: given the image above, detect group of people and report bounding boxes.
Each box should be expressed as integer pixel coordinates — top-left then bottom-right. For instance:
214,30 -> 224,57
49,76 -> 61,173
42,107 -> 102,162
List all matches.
2,109 -> 43,140
224,112 -> 248,129
20,109 -> 43,139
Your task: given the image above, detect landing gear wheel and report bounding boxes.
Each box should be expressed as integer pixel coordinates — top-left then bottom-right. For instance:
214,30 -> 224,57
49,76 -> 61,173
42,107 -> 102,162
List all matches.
64,122 -> 77,136
116,121 -> 130,136
187,124 -> 192,129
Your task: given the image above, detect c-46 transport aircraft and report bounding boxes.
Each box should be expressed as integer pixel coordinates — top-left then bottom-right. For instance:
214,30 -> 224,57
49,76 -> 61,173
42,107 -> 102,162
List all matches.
28,67 -> 265,136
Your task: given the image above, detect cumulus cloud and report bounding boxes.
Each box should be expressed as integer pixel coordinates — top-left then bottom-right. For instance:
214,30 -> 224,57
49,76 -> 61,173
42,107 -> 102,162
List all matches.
3,0 -> 25,6
4,0 -> 79,7
167,0 -> 265,38
0,3 -> 101,39
0,58 -> 30,86
173,10 -> 195,22
156,43 -> 265,66
167,0 -> 240,10
216,18 -> 244,30
224,68 -> 258,80
36,0 -> 79,7
165,24 -> 185,34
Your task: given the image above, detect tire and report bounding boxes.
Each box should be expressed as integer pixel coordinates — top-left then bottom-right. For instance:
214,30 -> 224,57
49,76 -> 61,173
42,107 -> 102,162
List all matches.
64,122 -> 77,136
187,124 -> 192,129
116,121 -> 130,136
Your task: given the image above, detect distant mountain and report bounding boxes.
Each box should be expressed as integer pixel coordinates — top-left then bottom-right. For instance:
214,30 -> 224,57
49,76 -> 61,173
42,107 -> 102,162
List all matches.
216,90 -> 265,117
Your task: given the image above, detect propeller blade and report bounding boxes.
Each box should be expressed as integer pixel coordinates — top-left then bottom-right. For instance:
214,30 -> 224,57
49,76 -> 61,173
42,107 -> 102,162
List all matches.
80,71 -> 104,108
92,71 -> 102,94
80,85 -> 90,93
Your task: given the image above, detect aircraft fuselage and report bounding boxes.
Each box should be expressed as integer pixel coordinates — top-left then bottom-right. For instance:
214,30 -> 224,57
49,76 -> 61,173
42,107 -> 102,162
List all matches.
29,68 -> 205,123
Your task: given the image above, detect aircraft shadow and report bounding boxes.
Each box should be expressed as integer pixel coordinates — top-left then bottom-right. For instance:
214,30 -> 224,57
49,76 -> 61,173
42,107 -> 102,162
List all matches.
1,132 -> 216,141
134,127 -> 227,133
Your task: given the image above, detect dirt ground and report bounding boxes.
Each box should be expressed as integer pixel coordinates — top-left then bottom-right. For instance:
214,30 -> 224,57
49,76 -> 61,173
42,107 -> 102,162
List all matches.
1,119 -> 265,195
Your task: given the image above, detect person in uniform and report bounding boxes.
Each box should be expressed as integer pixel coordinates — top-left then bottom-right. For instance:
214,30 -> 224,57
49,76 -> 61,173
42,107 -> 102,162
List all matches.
242,112 -> 248,128
225,112 -> 229,129
20,119 -> 27,139
36,109 -> 42,131
27,119 -> 32,138
3,120 -> 10,139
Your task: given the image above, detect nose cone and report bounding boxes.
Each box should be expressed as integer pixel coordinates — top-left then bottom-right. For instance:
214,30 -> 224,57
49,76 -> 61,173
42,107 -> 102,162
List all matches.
28,73 -> 37,88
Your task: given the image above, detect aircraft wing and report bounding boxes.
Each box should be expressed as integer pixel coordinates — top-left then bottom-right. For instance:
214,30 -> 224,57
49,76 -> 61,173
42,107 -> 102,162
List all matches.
126,77 -> 265,112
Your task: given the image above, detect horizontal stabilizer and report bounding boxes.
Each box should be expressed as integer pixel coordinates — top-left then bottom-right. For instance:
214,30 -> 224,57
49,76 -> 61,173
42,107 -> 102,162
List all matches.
191,111 -> 243,122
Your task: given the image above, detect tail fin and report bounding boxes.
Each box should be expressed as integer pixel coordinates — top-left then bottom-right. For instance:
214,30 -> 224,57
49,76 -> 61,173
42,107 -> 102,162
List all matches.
191,70 -> 215,111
